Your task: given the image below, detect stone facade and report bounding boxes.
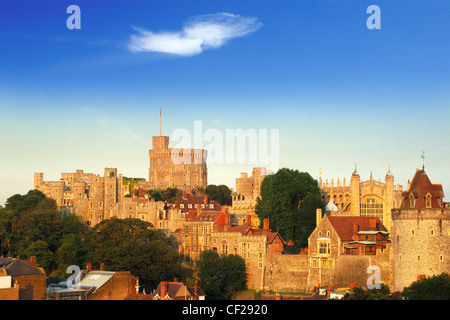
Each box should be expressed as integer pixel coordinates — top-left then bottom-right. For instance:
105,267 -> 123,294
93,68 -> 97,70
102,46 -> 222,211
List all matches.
231,167 -> 269,228
392,208 -> 450,292
261,254 -> 309,293
181,206 -> 226,262
148,136 -> 207,192
34,168 -> 126,226
0,257 -> 47,300
306,210 -> 393,291
211,217 -> 284,290
320,167 -> 403,233
392,168 -> 449,292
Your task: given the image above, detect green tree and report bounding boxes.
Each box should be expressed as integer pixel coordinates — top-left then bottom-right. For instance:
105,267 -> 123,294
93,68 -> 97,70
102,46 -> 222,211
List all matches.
86,218 -> 186,291
5,189 -> 56,214
54,233 -> 87,273
161,187 -> 182,203
221,254 -> 247,298
342,283 -> 392,300
148,190 -> 163,202
297,193 -> 325,247
255,168 -> 323,245
402,273 -> 450,300
24,240 -> 54,273
196,250 -> 225,300
196,250 -> 247,300
0,207 -> 13,256
205,185 -> 232,206
12,209 -> 63,254
1,190 -> 92,276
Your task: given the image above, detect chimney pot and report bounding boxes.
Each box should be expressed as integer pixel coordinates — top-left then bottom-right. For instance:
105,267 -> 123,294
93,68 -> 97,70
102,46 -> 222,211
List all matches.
161,281 -> 167,298
316,208 -> 323,226
369,218 -> 377,230
86,262 -> 91,271
353,223 -> 359,239
30,256 -> 37,268
263,219 -> 269,231
100,263 -> 105,271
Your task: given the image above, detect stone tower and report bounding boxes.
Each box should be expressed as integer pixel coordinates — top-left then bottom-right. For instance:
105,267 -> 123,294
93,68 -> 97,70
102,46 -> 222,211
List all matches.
392,168 -> 449,292
148,135 -> 207,192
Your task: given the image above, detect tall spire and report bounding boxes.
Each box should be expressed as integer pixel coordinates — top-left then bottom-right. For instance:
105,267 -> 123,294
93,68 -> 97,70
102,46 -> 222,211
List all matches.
421,151 -> 425,170
160,108 -> 162,136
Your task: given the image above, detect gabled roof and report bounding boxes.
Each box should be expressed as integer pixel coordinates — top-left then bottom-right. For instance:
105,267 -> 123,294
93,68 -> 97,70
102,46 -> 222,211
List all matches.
0,258 -> 45,276
153,281 -> 206,299
401,169 -> 444,209
214,225 -> 285,244
78,271 -> 115,290
173,194 -> 221,211
326,216 -> 387,242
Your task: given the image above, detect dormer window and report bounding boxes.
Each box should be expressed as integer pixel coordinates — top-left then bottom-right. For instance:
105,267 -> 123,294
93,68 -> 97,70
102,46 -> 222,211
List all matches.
425,194 -> 432,208
409,194 -> 415,208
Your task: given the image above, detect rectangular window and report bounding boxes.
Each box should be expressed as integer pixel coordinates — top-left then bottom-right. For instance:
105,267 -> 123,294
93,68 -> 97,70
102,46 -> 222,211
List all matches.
318,241 -> 331,255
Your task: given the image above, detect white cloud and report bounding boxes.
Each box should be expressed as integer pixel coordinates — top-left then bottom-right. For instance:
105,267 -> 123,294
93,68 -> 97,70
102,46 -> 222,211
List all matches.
127,13 -> 262,56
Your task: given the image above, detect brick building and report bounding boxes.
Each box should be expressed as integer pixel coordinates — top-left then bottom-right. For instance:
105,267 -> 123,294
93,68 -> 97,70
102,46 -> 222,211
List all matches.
212,216 -> 284,289
0,256 -> 46,300
181,206 -> 226,261
152,280 -> 206,300
307,209 -> 392,290
46,263 -> 138,300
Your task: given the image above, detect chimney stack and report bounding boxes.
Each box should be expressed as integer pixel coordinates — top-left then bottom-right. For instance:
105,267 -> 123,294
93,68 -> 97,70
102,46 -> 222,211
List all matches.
316,208 -> 322,226
30,256 -> 37,268
223,206 -> 231,230
182,191 -> 187,200
369,218 -> 377,230
353,223 -> 359,239
100,263 -> 105,271
86,262 -> 92,271
263,218 -> 269,231
204,195 -> 209,205
246,215 -> 252,227
161,281 -> 167,298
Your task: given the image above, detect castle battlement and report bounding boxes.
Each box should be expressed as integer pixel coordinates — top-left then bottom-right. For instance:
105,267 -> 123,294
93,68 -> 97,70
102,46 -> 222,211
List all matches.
392,208 -> 450,220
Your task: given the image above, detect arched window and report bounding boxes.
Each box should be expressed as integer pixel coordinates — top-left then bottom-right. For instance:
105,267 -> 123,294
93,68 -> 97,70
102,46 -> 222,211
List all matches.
360,196 -> 384,222
426,194 -> 432,208
410,194 -> 415,208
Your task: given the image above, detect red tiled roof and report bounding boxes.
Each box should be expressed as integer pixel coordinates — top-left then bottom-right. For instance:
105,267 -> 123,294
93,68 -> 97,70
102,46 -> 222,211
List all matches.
214,225 -> 284,244
172,194 -> 221,211
326,216 -> 387,241
153,281 -> 205,299
401,169 -> 444,209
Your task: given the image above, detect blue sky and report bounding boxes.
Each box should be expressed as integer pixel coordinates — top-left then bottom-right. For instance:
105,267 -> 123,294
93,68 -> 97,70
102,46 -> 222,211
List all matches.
0,0 -> 449,205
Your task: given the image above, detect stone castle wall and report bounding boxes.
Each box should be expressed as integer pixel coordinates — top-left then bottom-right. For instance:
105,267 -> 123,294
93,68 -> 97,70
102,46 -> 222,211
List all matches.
148,136 -> 207,191
260,254 -> 309,293
392,208 -> 450,292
